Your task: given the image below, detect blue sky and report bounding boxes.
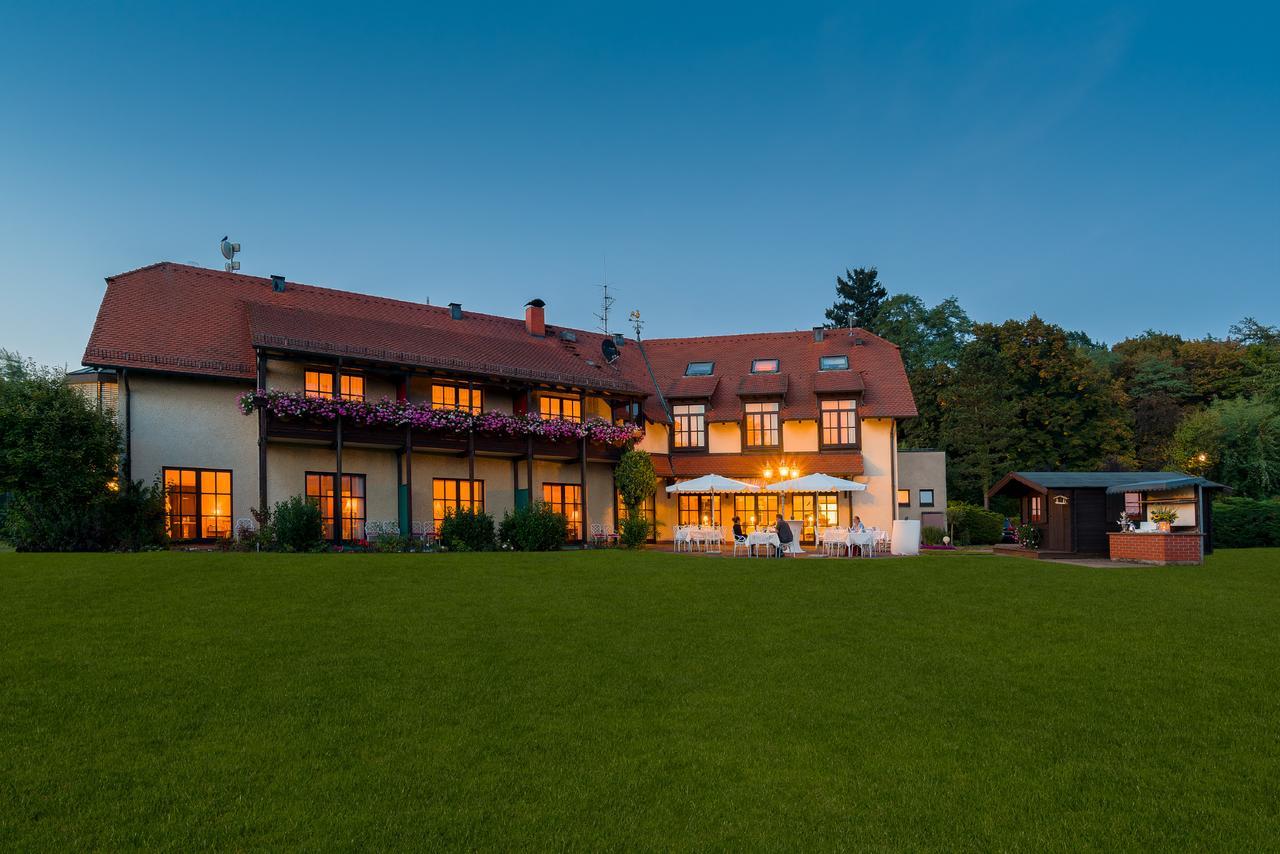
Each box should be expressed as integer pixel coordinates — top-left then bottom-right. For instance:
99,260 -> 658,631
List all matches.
1,1 -> 1276,368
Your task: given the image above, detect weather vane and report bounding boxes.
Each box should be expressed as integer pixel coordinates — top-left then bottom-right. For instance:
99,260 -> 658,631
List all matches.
629,309 -> 644,340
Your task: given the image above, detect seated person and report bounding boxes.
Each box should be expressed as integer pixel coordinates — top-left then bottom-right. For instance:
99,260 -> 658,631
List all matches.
851,515 -> 866,533
732,516 -> 747,542
774,513 -> 793,556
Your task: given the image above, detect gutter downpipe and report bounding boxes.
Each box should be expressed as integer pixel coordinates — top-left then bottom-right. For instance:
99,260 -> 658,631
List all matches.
890,420 -> 898,522
634,337 -> 671,424
121,367 -> 132,482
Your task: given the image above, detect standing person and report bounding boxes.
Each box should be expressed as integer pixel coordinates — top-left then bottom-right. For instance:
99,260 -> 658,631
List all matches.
774,513 -> 793,557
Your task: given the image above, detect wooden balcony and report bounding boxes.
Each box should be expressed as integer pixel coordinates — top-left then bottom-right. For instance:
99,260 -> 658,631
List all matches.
264,413 -> 624,462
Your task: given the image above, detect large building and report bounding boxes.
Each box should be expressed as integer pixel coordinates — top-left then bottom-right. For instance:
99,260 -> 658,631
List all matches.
81,262 -> 921,545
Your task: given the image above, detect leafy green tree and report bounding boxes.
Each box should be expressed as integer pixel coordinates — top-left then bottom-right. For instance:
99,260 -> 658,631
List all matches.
1168,397 -> 1280,499
0,351 -> 122,549
615,449 -> 656,515
937,317 -> 1134,504
824,267 -> 887,329
869,294 -> 972,374
938,337 -> 1017,506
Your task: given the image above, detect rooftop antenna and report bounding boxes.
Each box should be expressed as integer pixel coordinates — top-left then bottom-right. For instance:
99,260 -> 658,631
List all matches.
594,281 -> 616,336
629,309 -> 644,340
219,236 -> 241,272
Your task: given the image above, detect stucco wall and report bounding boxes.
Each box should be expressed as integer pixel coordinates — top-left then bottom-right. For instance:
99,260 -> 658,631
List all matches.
853,417 -> 897,531
782,420 -> 818,453
126,374 -> 259,524
637,422 -> 669,455
897,450 -> 947,524
707,422 -> 741,454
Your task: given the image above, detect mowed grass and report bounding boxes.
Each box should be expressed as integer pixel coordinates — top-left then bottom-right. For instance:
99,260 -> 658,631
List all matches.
1,550 -> 1278,850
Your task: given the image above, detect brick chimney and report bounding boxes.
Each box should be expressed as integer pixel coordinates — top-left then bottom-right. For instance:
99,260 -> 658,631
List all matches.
525,298 -> 546,337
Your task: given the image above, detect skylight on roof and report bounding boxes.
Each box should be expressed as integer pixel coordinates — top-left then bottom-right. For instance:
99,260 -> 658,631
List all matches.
819,355 -> 849,371
685,361 -> 714,376
751,358 -> 780,374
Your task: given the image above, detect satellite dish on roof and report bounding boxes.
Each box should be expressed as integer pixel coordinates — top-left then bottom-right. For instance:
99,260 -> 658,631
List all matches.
601,337 -> 620,364
219,237 -> 240,260
219,236 -> 241,271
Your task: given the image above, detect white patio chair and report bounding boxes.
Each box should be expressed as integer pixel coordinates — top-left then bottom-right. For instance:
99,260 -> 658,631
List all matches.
732,532 -> 750,556
234,517 -> 256,540
875,529 -> 892,556
589,522 -> 608,548
673,526 -> 691,552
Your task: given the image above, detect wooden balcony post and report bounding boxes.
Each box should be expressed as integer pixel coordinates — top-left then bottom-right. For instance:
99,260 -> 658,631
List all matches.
256,352 -> 268,514
333,359 -> 343,545
404,425 -> 413,534
579,391 -> 588,544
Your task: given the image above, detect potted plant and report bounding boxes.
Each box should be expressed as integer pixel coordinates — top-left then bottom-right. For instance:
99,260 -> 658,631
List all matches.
1149,506 -> 1178,533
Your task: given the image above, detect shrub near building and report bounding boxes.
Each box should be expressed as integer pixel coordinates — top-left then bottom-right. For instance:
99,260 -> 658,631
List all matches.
1213,497 -> 1280,548
945,501 -> 1005,546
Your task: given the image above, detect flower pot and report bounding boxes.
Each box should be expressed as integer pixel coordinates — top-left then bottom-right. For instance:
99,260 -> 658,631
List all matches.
1158,521 -> 1171,533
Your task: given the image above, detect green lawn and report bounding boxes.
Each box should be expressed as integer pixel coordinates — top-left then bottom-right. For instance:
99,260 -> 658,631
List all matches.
2,550 -> 1278,850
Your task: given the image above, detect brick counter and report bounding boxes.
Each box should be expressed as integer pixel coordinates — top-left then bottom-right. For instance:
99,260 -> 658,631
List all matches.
1108,531 -> 1203,565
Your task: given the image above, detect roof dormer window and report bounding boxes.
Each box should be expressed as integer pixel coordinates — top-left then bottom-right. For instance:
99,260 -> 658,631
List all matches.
819,355 -> 849,371
751,358 -> 780,374
684,361 -> 715,376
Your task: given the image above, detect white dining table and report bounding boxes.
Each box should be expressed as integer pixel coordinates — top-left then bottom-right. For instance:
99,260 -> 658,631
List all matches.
745,530 -> 781,556
691,526 -> 722,552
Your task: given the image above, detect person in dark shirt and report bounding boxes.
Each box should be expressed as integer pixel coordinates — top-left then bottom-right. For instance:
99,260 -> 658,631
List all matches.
732,516 -> 746,540
774,513 -> 793,557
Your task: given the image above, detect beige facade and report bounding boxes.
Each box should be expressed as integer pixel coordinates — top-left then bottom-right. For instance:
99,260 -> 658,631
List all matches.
123,357 -> 622,543
122,362 -> 918,546
897,450 -> 947,528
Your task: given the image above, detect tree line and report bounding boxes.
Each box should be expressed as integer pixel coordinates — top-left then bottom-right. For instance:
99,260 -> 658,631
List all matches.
824,268 -> 1280,506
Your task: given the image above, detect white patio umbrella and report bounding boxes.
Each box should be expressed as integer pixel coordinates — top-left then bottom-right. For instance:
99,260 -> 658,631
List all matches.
763,473 -> 866,493
765,472 -> 868,528
665,474 -> 760,493
665,474 -> 759,545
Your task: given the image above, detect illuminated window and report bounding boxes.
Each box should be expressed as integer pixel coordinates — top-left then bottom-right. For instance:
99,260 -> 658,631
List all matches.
819,355 -> 849,371
339,375 -> 364,401
542,483 -> 583,540
897,489 -> 911,507
751,358 -> 780,374
433,478 -> 485,530
539,395 -> 582,422
678,494 -> 720,528
432,383 -> 483,413
744,401 -> 780,448
304,371 -> 364,400
163,467 -> 232,540
305,472 -> 366,541
732,494 -> 781,533
820,398 -> 858,447
817,493 -> 839,528
684,361 -> 714,376
304,371 -> 333,398
1029,495 -> 1044,523
673,403 -> 706,449
70,374 -> 119,422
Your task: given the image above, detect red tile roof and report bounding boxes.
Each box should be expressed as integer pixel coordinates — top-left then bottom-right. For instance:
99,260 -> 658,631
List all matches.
83,262 -> 665,419
639,329 -> 916,420
665,374 -> 719,400
737,373 -> 788,398
83,262 -> 916,424
652,452 -> 864,479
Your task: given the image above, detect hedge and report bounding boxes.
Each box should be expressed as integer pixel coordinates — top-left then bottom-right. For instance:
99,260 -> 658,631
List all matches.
1212,498 -> 1280,549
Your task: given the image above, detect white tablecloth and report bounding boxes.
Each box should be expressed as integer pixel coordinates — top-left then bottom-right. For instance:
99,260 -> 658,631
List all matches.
745,531 -> 781,555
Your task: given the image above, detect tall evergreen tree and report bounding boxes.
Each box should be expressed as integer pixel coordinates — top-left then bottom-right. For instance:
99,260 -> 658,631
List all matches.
824,267 -> 887,329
